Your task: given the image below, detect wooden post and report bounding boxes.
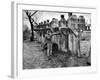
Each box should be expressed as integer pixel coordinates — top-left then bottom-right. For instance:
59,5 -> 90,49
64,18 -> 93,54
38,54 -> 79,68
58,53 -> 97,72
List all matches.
77,32 -> 81,57
66,34 -> 69,51
72,35 -> 74,53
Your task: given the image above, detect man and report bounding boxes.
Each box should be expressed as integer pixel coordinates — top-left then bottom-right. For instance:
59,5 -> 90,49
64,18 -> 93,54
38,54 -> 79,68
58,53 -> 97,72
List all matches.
45,30 -> 53,57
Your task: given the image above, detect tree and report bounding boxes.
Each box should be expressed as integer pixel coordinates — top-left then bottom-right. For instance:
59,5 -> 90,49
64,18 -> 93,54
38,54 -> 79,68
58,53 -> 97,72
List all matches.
23,25 -> 31,40
25,10 -> 37,41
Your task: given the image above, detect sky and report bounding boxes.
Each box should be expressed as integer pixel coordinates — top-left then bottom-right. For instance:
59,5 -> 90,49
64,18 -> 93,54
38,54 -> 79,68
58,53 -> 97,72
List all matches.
23,10 -> 91,29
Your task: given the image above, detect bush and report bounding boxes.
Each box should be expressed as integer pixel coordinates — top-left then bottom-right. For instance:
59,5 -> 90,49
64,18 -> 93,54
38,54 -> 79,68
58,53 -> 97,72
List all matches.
23,26 -> 31,40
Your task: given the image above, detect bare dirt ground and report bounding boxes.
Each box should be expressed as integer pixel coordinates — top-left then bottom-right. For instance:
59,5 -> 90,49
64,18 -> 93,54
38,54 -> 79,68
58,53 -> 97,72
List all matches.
23,40 -> 91,69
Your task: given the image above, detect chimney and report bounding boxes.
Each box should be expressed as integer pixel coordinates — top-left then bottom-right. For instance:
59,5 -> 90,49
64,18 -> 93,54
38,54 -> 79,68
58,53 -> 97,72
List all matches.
61,15 -> 64,19
68,12 -> 72,18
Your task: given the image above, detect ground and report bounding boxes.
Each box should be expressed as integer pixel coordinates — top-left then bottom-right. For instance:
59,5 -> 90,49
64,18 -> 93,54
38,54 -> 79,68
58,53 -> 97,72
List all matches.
23,40 -> 91,69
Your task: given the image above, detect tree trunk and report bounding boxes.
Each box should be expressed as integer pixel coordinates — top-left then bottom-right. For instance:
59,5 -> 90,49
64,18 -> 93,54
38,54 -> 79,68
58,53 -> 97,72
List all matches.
29,17 -> 34,41
30,24 -> 34,41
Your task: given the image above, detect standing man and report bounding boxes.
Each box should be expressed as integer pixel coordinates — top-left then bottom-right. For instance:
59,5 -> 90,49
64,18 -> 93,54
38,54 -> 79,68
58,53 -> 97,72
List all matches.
45,30 -> 53,57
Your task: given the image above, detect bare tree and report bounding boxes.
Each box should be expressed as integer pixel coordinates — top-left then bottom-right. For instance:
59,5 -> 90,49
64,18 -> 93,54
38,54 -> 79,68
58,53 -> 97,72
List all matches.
25,10 -> 38,41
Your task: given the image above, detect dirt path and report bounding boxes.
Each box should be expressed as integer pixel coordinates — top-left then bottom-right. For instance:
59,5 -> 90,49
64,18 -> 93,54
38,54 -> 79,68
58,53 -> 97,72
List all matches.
23,41 -> 47,69
23,41 -> 90,69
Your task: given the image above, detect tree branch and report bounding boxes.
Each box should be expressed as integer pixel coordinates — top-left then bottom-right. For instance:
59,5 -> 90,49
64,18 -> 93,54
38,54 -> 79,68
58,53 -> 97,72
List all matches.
25,10 -> 29,16
30,11 -> 38,17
